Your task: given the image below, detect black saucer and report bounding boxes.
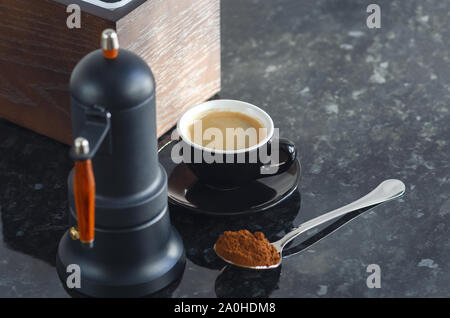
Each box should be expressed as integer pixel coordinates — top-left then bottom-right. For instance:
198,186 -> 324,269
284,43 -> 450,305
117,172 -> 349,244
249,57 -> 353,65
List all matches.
166,159 -> 301,216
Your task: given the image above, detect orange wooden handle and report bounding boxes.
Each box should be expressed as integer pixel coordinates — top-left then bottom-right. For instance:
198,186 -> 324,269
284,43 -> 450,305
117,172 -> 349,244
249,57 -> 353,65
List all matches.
74,160 -> 95,246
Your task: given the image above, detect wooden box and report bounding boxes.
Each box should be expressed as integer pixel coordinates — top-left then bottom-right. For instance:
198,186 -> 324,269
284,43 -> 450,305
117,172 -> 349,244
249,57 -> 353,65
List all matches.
0,0 -> 221,144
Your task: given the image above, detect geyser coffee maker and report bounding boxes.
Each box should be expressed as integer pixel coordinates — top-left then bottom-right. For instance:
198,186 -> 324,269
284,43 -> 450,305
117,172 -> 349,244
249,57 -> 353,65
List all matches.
56,30 -> 185,297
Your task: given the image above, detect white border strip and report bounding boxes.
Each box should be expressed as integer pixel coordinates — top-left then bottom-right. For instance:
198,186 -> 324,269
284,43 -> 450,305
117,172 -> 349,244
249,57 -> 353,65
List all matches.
82,0 -> 134,10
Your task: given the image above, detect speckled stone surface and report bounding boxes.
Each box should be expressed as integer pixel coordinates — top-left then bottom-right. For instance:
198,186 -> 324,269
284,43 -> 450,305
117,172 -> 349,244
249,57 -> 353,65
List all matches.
0,0 -> 449,297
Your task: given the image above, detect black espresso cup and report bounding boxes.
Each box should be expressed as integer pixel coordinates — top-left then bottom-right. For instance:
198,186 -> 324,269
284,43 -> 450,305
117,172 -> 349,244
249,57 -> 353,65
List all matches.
174,99 -> 297,188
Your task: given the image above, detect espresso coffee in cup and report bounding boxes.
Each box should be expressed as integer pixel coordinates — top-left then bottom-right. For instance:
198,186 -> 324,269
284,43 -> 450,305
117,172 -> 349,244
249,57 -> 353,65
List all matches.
174,99 -> 297,188
186,110 -> 268,151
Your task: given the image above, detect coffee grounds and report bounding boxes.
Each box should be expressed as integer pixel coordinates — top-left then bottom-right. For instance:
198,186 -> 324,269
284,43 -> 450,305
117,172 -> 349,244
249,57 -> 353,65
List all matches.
215,230 -> 281,267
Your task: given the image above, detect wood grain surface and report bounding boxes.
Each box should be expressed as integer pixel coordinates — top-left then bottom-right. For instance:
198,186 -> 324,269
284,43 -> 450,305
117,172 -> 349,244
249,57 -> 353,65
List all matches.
117,0 -> 221,137
0,0 -> 220,144
0,0 -> 113,144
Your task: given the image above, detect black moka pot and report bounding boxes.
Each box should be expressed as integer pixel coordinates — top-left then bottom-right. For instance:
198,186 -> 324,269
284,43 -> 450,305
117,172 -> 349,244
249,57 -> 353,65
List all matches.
56,30 -> 185,297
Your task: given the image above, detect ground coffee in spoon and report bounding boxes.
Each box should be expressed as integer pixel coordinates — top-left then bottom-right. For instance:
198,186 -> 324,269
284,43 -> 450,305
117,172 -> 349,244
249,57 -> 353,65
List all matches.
215,230 -> 281,267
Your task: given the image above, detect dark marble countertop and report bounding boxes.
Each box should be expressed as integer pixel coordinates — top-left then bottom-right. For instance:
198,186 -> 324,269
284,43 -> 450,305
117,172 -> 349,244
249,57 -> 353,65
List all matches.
0,0 -> 449,297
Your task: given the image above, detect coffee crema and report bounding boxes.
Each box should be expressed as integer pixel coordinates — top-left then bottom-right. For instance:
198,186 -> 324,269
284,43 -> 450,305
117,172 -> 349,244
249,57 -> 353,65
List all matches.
186,110 -> 267,151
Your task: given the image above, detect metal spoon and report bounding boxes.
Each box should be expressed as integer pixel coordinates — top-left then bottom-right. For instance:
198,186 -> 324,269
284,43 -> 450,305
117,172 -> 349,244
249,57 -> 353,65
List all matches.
214,179 -> 405,270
